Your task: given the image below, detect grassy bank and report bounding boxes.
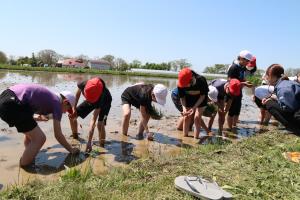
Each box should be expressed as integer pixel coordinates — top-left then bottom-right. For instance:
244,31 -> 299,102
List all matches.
1,131 -> 300,200
0,64 -> 224,80
0,64 -> 180,79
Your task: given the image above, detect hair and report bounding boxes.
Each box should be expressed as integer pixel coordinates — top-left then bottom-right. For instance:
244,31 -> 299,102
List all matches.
267,64 -> 289,80
297,71 -> 300,78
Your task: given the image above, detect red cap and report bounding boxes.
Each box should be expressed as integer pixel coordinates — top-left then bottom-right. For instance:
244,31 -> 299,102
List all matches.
178,68 -> 192,88
84,78 -> 104,103
229,79 -> 241,96
247,56 -> 256,68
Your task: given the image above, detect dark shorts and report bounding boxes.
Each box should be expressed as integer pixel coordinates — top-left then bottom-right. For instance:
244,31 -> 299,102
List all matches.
76,99 -> 111,123
171,93 -> 207,111
0,89 -> 37,133
254,96 -> 265,109
228,95 -> 242,117
185,95 -> 208,108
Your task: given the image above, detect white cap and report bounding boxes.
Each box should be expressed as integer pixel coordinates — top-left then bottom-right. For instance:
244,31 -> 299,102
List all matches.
60,91 -> 76,107
208,85 -> 218,103
239,50 -> 253,61
153,84 -> 168,106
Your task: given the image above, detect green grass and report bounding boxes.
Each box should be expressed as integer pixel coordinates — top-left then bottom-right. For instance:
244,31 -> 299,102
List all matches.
1,131 -> 300,199
0,64 -> 219,80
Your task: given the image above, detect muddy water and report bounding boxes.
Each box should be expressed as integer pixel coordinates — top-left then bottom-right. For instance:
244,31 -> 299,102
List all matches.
0,70 -> 274,188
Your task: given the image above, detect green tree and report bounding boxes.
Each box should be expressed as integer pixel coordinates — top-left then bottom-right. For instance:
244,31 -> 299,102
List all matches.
130,60 -> 142,69
0,51 -> 7,64
203,64 -> 227,74
101,55 -> 115,67
114,58 -> 128,71
37,49 -> 59,66
30,53 -> 37,67
170,59 -> 191,71
17,56 -> 30,65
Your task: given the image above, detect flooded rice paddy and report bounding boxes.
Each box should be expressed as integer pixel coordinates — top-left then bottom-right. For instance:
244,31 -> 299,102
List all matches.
0,70 -> 277,188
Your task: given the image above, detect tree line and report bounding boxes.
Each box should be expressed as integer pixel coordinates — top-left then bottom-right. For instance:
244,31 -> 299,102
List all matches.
0,50 -> 191,72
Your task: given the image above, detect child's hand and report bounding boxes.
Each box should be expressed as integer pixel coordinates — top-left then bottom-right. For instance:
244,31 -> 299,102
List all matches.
70,147 -> 80,154
85,142 -> 92,153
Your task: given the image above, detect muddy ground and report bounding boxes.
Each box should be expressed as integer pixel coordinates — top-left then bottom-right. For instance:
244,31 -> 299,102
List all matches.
0,71 -> 277,188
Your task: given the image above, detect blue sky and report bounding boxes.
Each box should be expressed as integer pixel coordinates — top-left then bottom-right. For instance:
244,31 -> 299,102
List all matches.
1,0 -> 300,71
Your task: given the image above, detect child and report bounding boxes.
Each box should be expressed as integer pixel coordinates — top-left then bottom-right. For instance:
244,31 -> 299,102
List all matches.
207,79 -> 242,132
227,50 -> 254,129
121,83 -> 168,140
177,67 -> 209,139
262,64 -> 300,134
69,77 -> 112,151
253,85 -> 274,125
0,84 -> 79,167
171,87 -> 213,135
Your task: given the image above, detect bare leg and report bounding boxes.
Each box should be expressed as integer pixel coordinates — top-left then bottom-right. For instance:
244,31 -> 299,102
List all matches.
121,104 -> 131,136
260,109 -> 266,125
177,116 -> 184,130
20,126 -> 46,167
200,118 -> 212,136
183,115 -> 192,137
24,135 -> 30,147
138,114 -> 150,135
263,110 -> 272,125
194,107 -> 204,139
233,115 -> 239,127
227,115 -> 233,130
69,118 -> 78,139
97,121 -> 105,147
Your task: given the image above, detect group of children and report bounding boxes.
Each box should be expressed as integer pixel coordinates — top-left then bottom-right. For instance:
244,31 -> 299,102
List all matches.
0,50 -> 300,168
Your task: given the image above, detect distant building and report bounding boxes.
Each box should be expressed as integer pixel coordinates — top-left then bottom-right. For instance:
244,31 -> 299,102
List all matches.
87,60 -> 111,70
57,59 -> 86,68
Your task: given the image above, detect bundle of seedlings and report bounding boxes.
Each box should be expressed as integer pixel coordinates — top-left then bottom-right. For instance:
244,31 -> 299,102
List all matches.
203,102 -> 217,118
147,104 -> 163,120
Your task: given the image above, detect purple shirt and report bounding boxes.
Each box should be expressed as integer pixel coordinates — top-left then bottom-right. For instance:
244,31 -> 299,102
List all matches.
9,84 -> 62,121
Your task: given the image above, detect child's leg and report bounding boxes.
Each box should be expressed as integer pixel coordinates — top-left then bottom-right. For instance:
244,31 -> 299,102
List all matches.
183,115 -> 192,137
97,121 -> 105,147
260,109 -> 266,125
217,101 -> 225,133
233,115 -> 239,127
24,135 -> 31,147
194,107 -> 204,139
227,115 -> 233,130
21,126 -> 46,166
138,114 -> 150,135
200,118 -> 212,136
177,116 -> 184,130
121,104 -> 131,136
263,110 -> 272,125
69,118 -> 78,139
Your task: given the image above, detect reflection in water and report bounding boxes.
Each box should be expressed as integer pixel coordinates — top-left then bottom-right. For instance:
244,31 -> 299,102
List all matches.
106,140 -> 138,164
0,136 -> 11,142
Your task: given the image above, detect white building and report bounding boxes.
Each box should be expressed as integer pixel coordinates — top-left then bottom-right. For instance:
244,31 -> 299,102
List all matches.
87,60 -> 111,70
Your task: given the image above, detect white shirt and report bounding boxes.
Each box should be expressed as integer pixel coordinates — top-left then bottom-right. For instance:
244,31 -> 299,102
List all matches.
255,85 -> 274,100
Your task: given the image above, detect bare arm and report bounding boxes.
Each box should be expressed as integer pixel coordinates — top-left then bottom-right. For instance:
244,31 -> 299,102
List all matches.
224,99 -> 233,114
140,106 -> 149,133
87,108 -> 100,144
53,120 -> 77,153
74,88 -> 81,108
180,97 -> 187,113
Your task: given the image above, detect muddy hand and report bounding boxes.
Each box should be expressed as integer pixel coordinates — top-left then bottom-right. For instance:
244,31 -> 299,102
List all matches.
85,142 -> 92,153
70,147 -> 80,154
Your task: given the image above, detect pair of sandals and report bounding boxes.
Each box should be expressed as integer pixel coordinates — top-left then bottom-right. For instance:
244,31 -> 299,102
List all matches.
175,176 -> 232,200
